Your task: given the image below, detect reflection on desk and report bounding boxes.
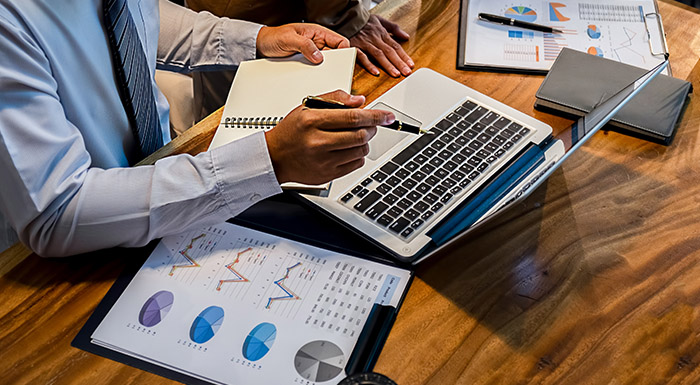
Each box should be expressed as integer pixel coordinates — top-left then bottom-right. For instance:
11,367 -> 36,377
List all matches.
1,0 -> 699,384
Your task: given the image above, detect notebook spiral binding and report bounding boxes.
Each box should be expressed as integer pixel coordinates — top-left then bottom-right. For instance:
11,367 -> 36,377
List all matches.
221,116 -> 283,129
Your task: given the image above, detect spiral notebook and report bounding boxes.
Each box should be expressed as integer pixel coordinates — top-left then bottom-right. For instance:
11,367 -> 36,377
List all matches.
209,48 -> 356,147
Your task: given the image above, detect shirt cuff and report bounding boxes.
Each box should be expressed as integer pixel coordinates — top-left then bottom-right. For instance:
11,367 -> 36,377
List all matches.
209,131 -> 282,216
214,18 -> 262,66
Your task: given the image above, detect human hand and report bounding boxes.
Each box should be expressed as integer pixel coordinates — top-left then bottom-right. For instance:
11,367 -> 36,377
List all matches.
257,23 -> 350,64
350,14 -> 414,77
265,90 -> 394,185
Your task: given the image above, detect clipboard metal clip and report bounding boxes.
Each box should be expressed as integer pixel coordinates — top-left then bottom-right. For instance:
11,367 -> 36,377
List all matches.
643,12 -> 670,59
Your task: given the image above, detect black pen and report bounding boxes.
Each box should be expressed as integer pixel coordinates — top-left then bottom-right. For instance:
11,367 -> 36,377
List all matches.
302,95 -> 429,135
478,12 -> 563,34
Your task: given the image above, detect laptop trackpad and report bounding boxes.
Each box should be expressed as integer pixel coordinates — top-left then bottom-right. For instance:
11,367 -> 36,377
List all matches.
368,102 -> 423,160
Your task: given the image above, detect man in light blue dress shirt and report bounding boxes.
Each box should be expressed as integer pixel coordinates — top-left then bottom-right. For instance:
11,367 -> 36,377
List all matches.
0,0 -> 393,256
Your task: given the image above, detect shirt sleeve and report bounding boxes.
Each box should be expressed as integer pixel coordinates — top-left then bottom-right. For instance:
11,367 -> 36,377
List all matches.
0,12 -> 282,257
303,0 -> 370,38
156,0 -> 262,73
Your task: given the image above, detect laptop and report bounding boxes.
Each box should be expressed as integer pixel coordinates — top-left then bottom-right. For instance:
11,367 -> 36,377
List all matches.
299,58 -> 668,264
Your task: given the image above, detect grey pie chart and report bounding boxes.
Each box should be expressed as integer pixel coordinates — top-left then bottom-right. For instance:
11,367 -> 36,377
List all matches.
294,340 -> 345,382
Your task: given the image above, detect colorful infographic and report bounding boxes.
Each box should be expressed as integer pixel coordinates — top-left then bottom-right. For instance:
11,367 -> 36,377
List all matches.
138,290 -> 174,327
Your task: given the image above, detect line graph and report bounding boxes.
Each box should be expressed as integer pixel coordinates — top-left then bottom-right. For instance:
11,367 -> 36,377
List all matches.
265,262 -> 303,309
215,247 -> 251,290
169,234 -> 206,276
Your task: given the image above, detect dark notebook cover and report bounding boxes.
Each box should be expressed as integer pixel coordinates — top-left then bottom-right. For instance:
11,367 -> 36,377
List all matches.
534,48 -> 692,145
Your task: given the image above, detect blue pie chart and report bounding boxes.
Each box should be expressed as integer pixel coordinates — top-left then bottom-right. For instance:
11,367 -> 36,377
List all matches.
587,25 -> 601,39
138,290 -> 174,327
190,306 -> 225,343
242,322 -> 277,361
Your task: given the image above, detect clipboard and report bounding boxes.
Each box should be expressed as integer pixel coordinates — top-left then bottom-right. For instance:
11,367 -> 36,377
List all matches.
72,194 -> 413,384
457,0 -> 670,74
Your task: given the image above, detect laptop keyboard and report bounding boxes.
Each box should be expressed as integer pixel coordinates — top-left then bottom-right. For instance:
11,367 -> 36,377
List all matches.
338,99 -> 533,241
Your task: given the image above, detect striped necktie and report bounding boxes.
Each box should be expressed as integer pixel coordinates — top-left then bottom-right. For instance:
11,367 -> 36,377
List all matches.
103,0 -> 163,161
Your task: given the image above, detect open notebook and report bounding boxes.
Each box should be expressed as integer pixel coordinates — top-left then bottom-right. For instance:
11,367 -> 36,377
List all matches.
208,48 -> 357,190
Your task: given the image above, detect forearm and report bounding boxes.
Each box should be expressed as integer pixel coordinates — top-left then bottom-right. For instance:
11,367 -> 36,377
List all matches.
157,0 -> 262,73
15,134 -> 281,257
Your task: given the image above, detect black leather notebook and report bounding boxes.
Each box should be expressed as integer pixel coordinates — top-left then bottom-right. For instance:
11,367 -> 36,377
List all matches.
535,48 -> 692,145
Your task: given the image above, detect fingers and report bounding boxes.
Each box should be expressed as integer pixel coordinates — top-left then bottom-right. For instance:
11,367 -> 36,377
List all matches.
257,24 -> 350,60
294,34 -> 324,64
356,49 -> 381,76
315,90 -> 365,107
350,15 -> 414,77
307,108 -> 393,131
378,16 -> 410,41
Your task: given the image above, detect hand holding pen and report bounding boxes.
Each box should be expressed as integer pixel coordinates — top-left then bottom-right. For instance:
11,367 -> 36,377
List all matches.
303,95 -> 429,134
264,91 -> 391,185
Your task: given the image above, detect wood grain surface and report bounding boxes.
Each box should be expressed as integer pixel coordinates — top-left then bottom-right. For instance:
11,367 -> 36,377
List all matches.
1,1 -> 699,384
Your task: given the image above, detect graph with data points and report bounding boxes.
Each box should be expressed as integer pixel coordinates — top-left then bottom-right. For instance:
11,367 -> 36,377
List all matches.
92,222 -> 411,385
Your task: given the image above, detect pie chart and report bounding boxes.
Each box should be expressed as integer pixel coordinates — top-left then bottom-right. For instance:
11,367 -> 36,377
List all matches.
587,46 -> 604,57
190,306 -> 224,344
294,340 -> 345,382
504,6 -> 538,23
242,322 -> 277,361
587,25 -> 601,39
138,290 -> 174,327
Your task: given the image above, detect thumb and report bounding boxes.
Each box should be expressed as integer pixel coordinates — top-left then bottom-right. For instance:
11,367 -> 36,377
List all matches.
293,34 -> 324,64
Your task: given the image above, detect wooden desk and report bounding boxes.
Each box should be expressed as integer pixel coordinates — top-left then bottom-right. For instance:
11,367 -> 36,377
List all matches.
1,1 -> 699,383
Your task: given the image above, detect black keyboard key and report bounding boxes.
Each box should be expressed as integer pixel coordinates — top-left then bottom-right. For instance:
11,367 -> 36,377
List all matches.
452,153 -> 467,164
454,106 -> 471,117
420,164 -> 436,174
405,161 -> 419,172
519,127 -> 531,136
464,129 -> 479,139
480,111 -> 499,125
423,193 -> 438,204
366,202 -> 389,219
353,191 -> 381,213
492,135 -> 506,145
382,193 -> 398,205
351,185 -> 363,194
486,155 -> 497,164
370,170 -> 387,182
414,154 -> 429,164
459,164 -> 474,174
341,193 -> 353,203
431,202 -> 444,212
407,191 -> 422,202
477,163 -> 488,172
459,179 -> 471,188
493,117 -> 511,129
386,176 -> 401,186
477,133 -> 492,143
509,122 -> 523,132
446,113 -> 460,123
511,134 -> 523,143
465,106 -> 486,123
468,171 -> 480,180
422,147 -> 437,157
397,198 -> 412,210
456,120 -> 471,131
443,161 -> 458,172
473,123 -> 488,133
414,201 -> 429,212
494,148 -> 506,158
395,168 -> 410,179
361,178 -> 373,187
467,156 -> 482,167
501,128 -> 516,138
485,126 -> 500,136
389,218 -> 410,233
448,127 -> 462,137
435,168 -> 449,179
377,183 -> 392,195
387,206 -> 403,218
394,186 -> 409,196
431,140 -> 446,150
400,227 -> 414,238
416,182 -> 431,194
377,214 -> 393,227
434,185 -> 447,196
451,170 -> 466,181
462,100 -> 477,111
401,178 -> 417,190
357,188 -> 369,198
426,175 -> 440,186
477,149 -> 491,159
421,211 -> 434,220
485,142 -> 499,152
391,133 -> 436,165
439,193 -> 453,203
435,119 -> 452,131
412,170 -> 427,182
438,150 -> 453,160
441,178 -> 456,189
404,208 -> 420,220
429,157 -> 444,167
447,143 -> 463,152
450,186 -> 462,195
455,136 -> 469,147
467,140 -> 483,150
503,141 -> 514,150
439,133 -> 455,144
411,219 -> 425,229
380,162 -> 399,175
